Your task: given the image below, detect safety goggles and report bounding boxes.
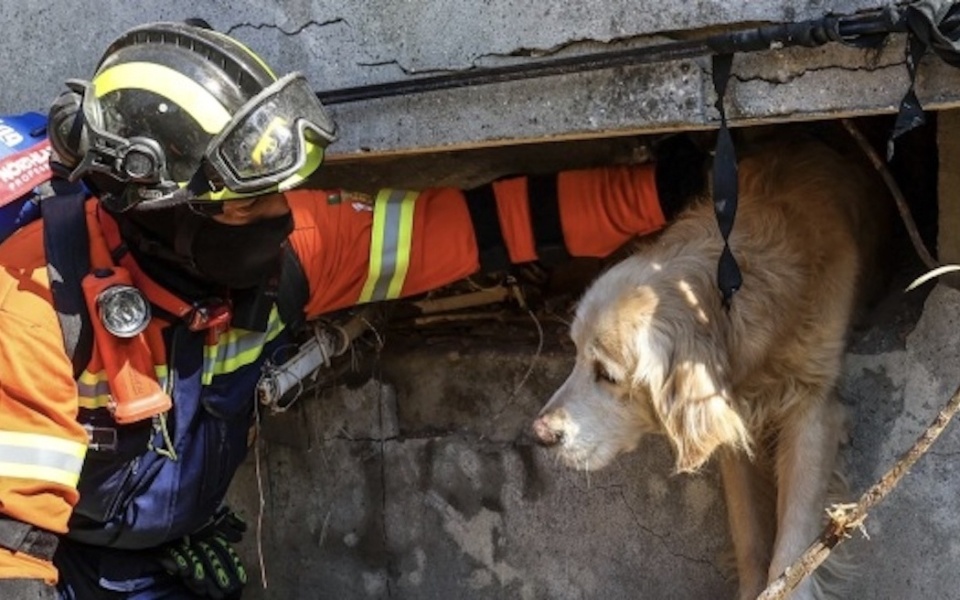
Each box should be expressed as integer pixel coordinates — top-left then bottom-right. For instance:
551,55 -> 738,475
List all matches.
203,72 -> 337,193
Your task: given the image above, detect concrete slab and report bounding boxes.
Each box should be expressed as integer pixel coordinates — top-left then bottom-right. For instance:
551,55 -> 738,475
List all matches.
5,1 -> 960,157
227,274 -> 960,599
839,284 -> 960,600
0,3 -> 956,597
229,351 -> 736,600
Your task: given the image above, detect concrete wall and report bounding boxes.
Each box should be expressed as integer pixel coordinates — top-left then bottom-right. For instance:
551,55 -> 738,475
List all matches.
5,2 -> 960,598
6,1 -> 960,157
226,278 -> 960,599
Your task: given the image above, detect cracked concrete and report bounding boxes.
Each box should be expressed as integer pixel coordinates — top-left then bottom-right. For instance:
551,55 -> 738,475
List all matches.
216,240 -> 960,600
2,2 -> 959,598
6,1 -> 960,156
226,276 -> 960,599
221,117 -> 954,598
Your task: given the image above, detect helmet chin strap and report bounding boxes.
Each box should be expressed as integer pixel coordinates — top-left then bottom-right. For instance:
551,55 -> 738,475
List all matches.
110,169 -> 215,212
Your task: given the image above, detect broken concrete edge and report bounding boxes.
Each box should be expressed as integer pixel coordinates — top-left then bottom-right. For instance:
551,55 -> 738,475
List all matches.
322,36 -> 960,161
226,283 -> 960,599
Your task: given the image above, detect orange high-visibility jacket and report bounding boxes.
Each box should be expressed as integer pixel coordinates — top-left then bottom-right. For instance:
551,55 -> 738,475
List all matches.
0,165 -> 664,583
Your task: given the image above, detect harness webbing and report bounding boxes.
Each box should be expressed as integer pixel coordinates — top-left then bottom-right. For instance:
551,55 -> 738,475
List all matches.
0,514 -> 59,561
527,174 -> 570,267
42,183 -> 93,378
464,183 -> 509,273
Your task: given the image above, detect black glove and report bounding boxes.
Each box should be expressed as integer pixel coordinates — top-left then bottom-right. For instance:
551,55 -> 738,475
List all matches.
0,578 -> 58,599
156,506 -> 248,599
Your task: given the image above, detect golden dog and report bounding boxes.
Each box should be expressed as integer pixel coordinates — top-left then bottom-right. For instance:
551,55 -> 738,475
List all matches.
532,137 -> 886,599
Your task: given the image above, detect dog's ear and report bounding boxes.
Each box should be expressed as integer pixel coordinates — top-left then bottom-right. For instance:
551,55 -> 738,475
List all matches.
653,346 -> 751,473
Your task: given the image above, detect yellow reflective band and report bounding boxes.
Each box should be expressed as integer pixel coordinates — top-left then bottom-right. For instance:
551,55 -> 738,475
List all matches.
359,190 -> 418,303
360,194 -> 388,303
78,366 -> 170,410
79,394 -> 110,411
201,306 -> 286,385
155,364 -> 169,389
0,463 -> 81,488
78,369 -> 111,410
0,431 -> 87,488
389,192 -> 417,299
0,431 -> 87,458
93,62 -> 231,134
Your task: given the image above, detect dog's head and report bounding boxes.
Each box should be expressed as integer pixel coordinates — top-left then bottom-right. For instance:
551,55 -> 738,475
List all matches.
532,258 -> 751,473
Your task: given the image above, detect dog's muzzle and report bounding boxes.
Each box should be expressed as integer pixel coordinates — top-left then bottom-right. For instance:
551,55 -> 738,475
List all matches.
531,413 -> 564,446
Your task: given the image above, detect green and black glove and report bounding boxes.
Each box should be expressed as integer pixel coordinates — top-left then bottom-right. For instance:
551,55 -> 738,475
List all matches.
156,506 -> 248,599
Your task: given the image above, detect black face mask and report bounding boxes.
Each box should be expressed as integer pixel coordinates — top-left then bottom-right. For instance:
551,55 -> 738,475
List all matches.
121,205 -> 295,291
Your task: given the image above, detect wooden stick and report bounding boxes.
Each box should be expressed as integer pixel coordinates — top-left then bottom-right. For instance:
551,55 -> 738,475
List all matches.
841,118 -> 939,270
758,382 -> 960,599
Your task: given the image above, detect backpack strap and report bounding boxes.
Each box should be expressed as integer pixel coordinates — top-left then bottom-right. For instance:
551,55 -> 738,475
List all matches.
0,514 -> 58,561
43,186 -> 308,372
41,182 -> 92,379
276,242 -> 309,335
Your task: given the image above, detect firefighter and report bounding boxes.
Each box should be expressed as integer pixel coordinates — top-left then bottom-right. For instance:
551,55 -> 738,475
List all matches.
0,21 -> 691,599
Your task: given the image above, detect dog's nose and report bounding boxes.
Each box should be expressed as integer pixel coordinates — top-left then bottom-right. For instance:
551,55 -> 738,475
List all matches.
531,415 -> 563,447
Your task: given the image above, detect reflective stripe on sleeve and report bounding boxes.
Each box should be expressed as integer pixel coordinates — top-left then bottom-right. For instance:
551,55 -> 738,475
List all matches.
202,305 -> 286,385
0,431 -> 86,488
359,189 -> 418,303
77,370 -> 111,410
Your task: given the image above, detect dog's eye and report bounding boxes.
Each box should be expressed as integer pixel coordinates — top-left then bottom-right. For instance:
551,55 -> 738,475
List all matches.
593,362 -> 618,385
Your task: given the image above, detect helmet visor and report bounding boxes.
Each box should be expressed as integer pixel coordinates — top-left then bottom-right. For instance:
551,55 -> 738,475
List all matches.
205,73 -> 337,193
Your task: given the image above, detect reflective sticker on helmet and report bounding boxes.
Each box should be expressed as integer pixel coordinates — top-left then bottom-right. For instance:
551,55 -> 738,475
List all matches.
250,116 -> 290,169
93,62 -> 232,134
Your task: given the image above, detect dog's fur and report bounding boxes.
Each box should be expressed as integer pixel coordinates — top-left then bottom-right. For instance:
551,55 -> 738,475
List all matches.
532,137 -> 887,599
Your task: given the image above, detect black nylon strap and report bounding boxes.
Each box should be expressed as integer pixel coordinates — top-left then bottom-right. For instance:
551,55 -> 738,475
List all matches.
905,0 -> 960,67
888,1 -> 960,158
527,174 -> 570,267
276,242 -> 309,334
0,515 -> 59,561
464,183 -> 510,273
42,183 -> 93,378
888,21 -> 928,159
711,53 -> 742,308
231,243 -> 307,334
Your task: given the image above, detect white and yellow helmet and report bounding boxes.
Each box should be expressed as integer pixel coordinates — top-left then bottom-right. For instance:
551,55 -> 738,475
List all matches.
48,21 -> 337,211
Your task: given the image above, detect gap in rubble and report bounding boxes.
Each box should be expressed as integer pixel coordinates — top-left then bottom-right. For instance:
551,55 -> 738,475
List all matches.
302,114 -> 941,391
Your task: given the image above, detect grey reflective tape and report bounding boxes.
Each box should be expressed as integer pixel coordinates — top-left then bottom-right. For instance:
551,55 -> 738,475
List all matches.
0,444 -> 85,473
203,307 -> 285,383
369,190 -> 408,302
77,378 -> 110,398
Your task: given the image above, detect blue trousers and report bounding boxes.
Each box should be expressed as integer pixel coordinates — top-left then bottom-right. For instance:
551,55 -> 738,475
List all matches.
54,538 -> 197,600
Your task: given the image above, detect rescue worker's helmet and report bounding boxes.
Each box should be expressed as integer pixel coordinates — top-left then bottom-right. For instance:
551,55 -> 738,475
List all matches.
48,21 -> 337,211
